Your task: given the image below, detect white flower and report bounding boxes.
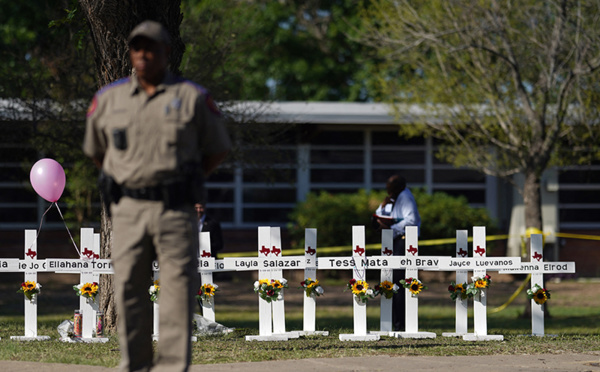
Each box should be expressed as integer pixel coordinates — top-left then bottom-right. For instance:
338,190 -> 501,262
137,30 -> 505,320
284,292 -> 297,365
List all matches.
280,278 -> 288,286
471,276 -> 481,282
366,289 -> 374,296
315,286 -> 324,295
393,284 -> 399,291
253,281 -> 259,289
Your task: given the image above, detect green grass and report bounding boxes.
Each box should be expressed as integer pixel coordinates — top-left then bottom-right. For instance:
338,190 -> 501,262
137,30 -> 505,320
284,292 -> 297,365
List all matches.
1,303 -> 599,368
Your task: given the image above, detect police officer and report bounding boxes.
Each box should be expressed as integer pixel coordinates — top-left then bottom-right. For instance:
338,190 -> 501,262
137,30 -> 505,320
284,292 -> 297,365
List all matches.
83,20 -> 231,372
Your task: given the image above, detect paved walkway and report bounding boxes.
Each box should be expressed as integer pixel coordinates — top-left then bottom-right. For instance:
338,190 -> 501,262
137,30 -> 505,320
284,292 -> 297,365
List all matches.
1,354 -> 599,372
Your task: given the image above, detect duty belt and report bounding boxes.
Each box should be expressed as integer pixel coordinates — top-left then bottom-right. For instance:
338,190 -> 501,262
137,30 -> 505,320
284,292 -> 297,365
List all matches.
120,180 -> 189,208
121,185 -> 165,201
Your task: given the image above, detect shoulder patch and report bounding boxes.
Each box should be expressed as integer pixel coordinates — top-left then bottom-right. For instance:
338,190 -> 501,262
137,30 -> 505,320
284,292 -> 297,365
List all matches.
181,80 -> 221,116
205,94 -> 221,116
86,96 -> 98,117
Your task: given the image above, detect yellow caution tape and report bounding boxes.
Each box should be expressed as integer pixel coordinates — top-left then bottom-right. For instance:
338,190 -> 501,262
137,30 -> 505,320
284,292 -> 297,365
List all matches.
489,273 -> 531,314
220,231 -> 598,258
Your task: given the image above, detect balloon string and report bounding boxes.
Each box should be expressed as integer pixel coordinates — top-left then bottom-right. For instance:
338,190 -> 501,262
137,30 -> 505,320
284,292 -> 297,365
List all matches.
54,202 -> 82,257
27,203 -> 54,251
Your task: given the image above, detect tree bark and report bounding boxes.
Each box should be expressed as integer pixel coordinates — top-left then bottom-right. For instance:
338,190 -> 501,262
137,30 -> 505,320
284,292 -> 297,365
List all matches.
78,0 -> 183,333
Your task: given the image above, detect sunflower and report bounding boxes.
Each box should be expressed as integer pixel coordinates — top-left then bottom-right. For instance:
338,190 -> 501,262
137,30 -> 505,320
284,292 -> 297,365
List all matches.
474,279 -> 487,289
254,278 -> 288,303
272,280 -> 283,289
299,278 -> 324,297
375,280 -> 398,299
409,280 -> 423,295
202,284 -> 216,296
527,284 -> 550,305
74,282 -> 99,300
402,278 -> 427,296
81,282 -> 99,297
351,280 -> 368,295
196,283 -> 220,302
22,281 -> 36,292
18,281 -> 41,300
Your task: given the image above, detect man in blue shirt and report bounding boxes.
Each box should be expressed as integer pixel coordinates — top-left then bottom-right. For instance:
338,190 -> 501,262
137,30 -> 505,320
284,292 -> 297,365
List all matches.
375,174 -> 421,331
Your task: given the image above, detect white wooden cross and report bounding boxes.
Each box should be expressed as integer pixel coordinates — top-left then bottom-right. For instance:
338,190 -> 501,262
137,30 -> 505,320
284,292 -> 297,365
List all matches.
362,226 -> 442,339
198,231 -> 217,322
48,228 -> 112,343
223,226 -> 304,341
76,228 -> 108,342
371,229 -> 394,336
462,226 -> 505,341
442,230 -> 470,337
389,226 -> 437,339
295,228 -> 328,336
319,225 -> 379,341
10,229 -> 50,341
437,227 -> 522,340
499,233 -> 576,336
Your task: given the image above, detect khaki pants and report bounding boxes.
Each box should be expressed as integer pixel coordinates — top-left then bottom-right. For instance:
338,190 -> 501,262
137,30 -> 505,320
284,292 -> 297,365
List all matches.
111,197 -> 199,372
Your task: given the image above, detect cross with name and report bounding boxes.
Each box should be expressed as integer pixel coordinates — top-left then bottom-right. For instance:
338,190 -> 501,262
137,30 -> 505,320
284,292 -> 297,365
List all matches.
363,226 -> 440,339
222,226 -> 305,341
437,226 -> 522,341
499,233 -> 576,336
317,225 -> 379,341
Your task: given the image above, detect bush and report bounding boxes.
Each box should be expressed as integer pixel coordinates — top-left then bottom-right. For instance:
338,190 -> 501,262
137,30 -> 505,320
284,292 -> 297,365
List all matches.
287,188 -> 498,256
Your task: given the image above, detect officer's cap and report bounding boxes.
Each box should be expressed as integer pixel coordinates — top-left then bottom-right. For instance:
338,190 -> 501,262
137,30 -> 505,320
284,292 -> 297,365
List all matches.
128,20 -> 171,45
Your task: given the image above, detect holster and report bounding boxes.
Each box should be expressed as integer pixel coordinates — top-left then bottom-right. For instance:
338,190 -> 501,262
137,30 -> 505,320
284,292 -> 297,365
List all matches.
97,171 -> 122,216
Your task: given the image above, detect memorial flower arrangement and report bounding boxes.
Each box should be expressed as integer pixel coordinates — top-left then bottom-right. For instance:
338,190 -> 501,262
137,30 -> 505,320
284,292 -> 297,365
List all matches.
18,281 -> 41,301
466,274 -> 492,297
149,280 -> 160,302
402,278 -> 427,297
74,282 -> 99,302
254,278 -> 288,303
345,279 -> 376,303
197,283 -> 219,302
447,281 -> 470,301
374,280 -> 398,299
299,278 -> 324,298
527,284 -> 551,305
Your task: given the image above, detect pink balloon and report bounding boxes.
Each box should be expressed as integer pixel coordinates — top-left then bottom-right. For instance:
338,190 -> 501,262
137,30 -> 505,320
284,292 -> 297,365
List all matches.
30,158 -> 66,202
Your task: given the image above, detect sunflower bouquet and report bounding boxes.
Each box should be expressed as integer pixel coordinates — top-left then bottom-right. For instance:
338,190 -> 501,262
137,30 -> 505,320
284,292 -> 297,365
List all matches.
466,274 -> 492,298
299,278 -> 324,298
374,280 -> 399,299
527,284 -> 551,305
149,280 -> 160,302
254,278 -> 288,303
74,282 -> 99,302
197,283 -> 219,302
402,278 -> 427,297
18,281 -> 41,301
345,279 -> 376,304
447,281 -> 470,301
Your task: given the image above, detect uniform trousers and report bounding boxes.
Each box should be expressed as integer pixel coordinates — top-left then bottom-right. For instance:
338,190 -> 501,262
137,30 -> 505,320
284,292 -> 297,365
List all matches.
111,197 -> 199,372
392,235 -> 406,332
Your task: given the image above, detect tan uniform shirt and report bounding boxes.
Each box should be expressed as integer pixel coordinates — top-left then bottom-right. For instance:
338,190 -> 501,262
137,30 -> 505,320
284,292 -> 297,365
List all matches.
83,73 -> 231,189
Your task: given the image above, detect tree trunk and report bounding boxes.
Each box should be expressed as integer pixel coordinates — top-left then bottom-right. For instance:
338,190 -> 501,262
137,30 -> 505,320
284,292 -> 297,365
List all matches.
521,168 -> 551,318
522,169 -> 543,236
78,0 -> 183,332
